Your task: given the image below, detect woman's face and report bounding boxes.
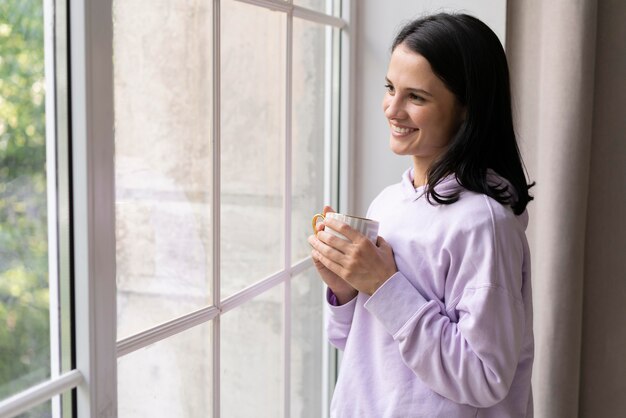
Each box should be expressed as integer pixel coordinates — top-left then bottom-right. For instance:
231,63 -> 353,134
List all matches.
382,44 -> 465,163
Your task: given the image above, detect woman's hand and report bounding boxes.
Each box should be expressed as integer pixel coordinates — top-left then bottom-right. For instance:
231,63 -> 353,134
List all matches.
309,206 -> 358,305
308,212 -> 398,296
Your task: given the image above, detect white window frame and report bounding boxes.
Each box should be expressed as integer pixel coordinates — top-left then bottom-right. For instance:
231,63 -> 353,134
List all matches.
0,0 -> 357,416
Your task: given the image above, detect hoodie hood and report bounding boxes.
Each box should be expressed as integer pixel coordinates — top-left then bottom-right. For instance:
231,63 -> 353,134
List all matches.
400,167 -> 529,229
401,167 -> 462,201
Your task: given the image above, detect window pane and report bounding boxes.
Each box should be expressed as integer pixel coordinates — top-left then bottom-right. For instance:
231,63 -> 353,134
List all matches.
0,0 -> 51,406
221,285 -> 284,418
292,18 -> 328,264
291,268 -> 324,418
220,0 -> 285,297
118,322 -> 212,417
113,0 -> 213,339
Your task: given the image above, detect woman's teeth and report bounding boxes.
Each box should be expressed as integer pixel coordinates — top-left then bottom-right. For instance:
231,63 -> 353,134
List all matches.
392,125 -> 416,134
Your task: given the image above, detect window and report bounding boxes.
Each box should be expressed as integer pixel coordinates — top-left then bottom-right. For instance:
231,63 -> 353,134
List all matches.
114,0 -> 344,415
0,0 -> 353,417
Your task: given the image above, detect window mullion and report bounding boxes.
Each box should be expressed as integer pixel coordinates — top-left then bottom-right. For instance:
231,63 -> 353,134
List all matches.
116,306 -> 221,357
284,8 -> 294,418
292,4 -> 346,29
44,0 -> 61,414
233,0 -> 346,29
0,371 -> 84,418
212,0 -> 222,417
53,0 -> 74,411
338,0 -> 356,215
69,0 -> 117,416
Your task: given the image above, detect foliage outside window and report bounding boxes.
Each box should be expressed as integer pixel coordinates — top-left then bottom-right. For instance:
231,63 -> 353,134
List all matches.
0,0 -> 51,416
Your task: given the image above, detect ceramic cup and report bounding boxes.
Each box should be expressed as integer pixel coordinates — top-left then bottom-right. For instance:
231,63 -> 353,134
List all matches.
311,212 -> 379,244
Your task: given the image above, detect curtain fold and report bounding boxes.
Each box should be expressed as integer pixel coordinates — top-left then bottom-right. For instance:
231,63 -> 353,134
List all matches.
506,1 -> 598,417
579,0 -> 626,416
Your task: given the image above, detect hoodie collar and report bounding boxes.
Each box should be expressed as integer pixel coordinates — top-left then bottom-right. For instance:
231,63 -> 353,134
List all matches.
401,167 -> 461,202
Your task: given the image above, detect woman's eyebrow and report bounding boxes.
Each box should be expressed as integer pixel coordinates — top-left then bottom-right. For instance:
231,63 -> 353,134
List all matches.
385,77 -> 433,97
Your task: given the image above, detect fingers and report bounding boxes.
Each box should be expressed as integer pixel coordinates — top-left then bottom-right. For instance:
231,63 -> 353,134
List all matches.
315,205 -> 335,233
308,232 -> 346,265
316,230 -> 350,253
323,217 -> 362,242
310,250 -> 325,267
311,249 -> 345,278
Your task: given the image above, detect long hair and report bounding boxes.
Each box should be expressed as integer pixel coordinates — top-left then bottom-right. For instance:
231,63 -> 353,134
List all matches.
392,13 -> 534,215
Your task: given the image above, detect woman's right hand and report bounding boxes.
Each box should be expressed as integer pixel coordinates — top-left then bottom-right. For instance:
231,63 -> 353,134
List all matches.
309,206 -> 358,305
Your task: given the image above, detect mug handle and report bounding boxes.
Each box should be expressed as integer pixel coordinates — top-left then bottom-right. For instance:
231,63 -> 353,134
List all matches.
311,213 -> 325,233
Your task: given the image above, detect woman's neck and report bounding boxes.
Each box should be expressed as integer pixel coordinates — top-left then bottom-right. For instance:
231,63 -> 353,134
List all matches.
412,157 -> 432,188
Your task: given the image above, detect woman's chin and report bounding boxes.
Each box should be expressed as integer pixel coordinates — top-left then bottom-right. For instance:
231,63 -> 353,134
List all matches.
389,139 -> 412,156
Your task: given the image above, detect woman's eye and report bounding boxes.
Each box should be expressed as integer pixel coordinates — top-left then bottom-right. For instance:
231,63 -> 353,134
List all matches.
409,93 -> 425,102
384,83 -> 394,93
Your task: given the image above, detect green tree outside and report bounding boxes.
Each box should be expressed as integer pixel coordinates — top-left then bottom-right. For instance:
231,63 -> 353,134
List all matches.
0,0 -> 52,415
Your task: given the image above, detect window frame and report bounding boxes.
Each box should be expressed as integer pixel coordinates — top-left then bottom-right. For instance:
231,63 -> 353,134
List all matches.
0,0 -> 357,416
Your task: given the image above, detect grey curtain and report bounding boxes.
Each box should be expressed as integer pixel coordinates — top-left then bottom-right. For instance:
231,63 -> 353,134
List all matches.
506,0 -> 626,417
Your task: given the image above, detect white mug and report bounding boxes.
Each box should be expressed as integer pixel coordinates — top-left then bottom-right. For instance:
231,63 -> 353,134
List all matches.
311,212 -> 379,244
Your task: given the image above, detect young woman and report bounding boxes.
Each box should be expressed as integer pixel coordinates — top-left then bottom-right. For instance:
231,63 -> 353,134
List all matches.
308,13 -> 534,417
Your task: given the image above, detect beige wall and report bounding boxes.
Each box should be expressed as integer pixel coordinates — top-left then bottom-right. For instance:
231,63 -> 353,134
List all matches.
580,0 -> 626,415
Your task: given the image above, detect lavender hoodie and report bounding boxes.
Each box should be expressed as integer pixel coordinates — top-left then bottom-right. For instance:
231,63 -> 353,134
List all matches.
327,168 -> 533,418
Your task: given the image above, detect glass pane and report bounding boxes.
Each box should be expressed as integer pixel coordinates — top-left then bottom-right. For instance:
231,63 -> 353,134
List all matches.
113,0 -> 213,339
10,402 -> 51,418
221,285 -> 284,418
293,0 -> 341,17
291,268 -> 324,418
0,0 -> 51,404
221,0 -> 285,297
292,19 -> 328,263
118,322 -> 212,417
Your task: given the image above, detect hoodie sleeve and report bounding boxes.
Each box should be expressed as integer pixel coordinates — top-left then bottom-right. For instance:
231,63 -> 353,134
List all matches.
363,200 -> 528,408
324,200 -> 382,351
325,288 -> 358,351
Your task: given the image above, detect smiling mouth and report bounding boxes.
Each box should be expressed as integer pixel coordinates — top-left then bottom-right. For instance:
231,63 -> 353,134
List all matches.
391,124 -> 418,135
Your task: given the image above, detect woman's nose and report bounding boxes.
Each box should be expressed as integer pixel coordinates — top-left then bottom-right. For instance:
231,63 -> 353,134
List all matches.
383,94 -> 405,119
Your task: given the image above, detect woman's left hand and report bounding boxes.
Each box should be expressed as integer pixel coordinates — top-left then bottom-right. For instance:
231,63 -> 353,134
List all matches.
307,217 -> 398,295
